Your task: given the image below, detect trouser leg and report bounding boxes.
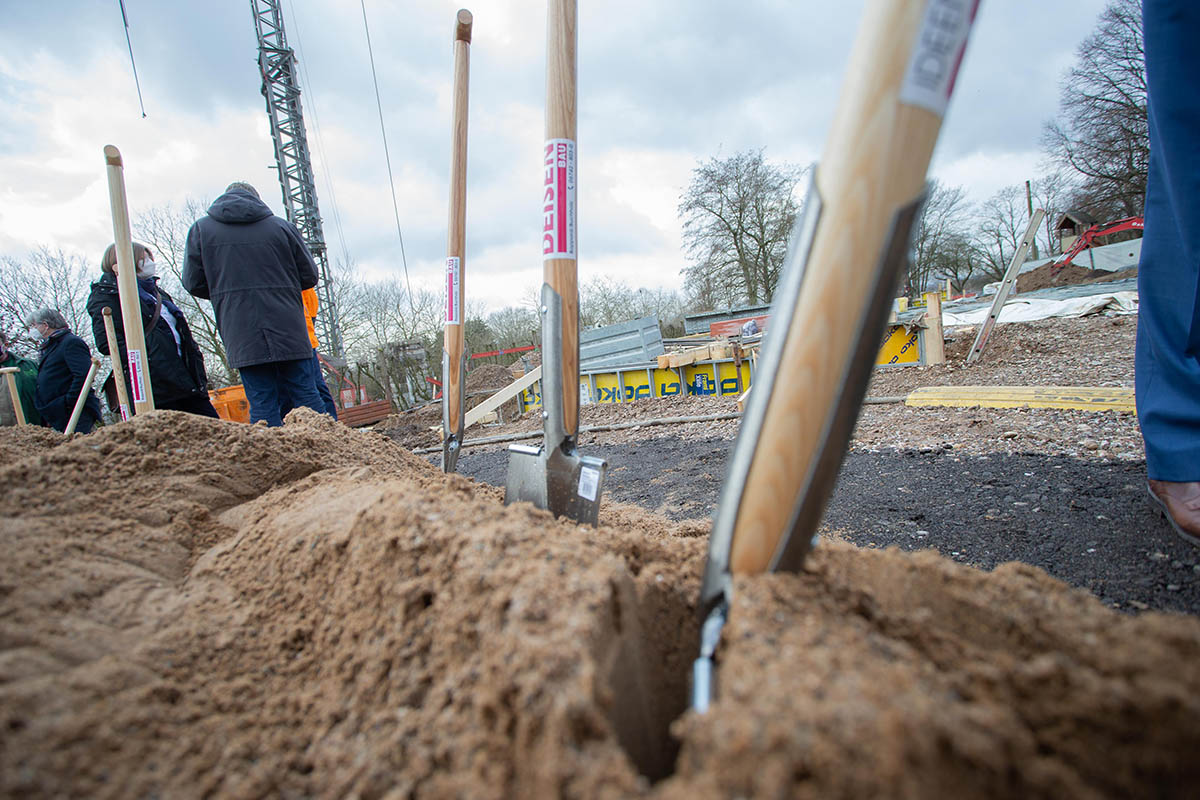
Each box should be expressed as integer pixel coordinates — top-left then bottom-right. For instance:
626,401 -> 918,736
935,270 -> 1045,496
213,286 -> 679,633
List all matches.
239,364 -> 283,427
276,357 -> 327,420
1136,0 -> 1200,481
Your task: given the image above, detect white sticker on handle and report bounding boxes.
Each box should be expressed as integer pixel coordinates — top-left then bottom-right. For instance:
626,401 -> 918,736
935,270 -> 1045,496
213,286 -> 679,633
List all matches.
898,0 -> 979,118
445,257 -> 462,325
542,138 -> 577,260
127,349 -> 147,404
577,465 -> 600,502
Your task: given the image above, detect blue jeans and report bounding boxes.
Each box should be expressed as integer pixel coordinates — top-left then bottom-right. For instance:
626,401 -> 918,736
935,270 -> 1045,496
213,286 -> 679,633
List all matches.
278,350 -> 339,420
240,358 -> 327,427
1136,0 -> 1200,481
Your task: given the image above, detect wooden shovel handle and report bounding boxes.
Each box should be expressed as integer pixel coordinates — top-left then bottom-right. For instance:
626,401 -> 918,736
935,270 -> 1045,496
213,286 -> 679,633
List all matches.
544,0 -> 579,435
65,357 -> 101,437
1,368 -> 26,426
443,8 -> 472,438
729,0 -> 975,573
102,306 -> 133,419
104,144 -> 155,413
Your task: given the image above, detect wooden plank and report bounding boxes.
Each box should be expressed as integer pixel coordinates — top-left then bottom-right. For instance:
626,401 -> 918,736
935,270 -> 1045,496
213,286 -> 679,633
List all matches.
904,385 -> 1134,412
668,343 -> 711,368
656,353 -> 672,370
922,291 -> 945,365
708,342 -> 732,361
464,365 -> 542,429
736,386 -> 751,412
340,399 -> 394,428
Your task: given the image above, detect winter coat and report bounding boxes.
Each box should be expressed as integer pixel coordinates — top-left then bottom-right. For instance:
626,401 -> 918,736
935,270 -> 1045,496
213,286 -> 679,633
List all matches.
87,274 -> 210,405
34,329 -> 100,432
0,350 -> 42,427
182,189 -> 319,368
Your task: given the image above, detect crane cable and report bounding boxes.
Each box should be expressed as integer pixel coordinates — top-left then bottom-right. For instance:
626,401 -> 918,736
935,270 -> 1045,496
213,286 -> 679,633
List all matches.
360,0 -> 417,317
117,0 -> 147,117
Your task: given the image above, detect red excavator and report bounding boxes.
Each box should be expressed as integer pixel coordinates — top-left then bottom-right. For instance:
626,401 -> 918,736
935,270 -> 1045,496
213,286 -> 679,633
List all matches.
1051,216 -> 1144,274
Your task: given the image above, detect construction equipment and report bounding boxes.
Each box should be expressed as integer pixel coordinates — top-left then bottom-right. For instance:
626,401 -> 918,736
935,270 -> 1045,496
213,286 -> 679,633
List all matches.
103,145 -> 155,414
442,9 -> 473,473
966,208 -> 1046,363
505,0 -> 607,525
250,0 -> 343,359
693,0 -> 979,712
1051,215 -> 1144,273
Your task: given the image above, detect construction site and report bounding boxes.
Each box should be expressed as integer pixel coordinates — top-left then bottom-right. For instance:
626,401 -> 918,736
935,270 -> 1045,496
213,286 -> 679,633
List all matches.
3,0 -> 1200,798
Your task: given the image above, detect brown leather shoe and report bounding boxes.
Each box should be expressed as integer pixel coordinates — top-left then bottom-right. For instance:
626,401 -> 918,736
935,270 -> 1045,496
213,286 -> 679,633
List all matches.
1148,480 -> 1200,547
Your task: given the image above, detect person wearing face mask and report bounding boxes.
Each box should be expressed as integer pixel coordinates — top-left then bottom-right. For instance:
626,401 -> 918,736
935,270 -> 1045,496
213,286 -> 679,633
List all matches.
87,242 -> 218,418
25,308 -> 101,433
0,331 -> 42,427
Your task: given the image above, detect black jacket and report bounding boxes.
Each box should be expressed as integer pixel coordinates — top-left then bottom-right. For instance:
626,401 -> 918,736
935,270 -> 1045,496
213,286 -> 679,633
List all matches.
182,189 -> 319,368
87,274 -> 210,404
35,329 -> 101,432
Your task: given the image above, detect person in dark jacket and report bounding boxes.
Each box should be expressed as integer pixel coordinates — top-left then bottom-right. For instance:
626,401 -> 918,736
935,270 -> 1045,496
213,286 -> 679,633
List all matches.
88,241 -> 218,418
182,181 -> 326,426
0,332 -> 42,427
25,308 -> 101,433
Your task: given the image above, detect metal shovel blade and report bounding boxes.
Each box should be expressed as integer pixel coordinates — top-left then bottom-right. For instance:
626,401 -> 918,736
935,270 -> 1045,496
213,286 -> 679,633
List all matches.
506,442 -> 607,525
504,283 -> 607,525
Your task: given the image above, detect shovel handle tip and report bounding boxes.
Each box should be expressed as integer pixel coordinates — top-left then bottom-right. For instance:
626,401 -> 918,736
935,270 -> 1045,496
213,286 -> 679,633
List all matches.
103,144 -> 122,166
455,9 -> 472,42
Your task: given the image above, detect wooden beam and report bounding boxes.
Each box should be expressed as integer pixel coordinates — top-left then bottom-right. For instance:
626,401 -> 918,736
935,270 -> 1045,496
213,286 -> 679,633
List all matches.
463,365 -> 542,429
922,291 -> 945,365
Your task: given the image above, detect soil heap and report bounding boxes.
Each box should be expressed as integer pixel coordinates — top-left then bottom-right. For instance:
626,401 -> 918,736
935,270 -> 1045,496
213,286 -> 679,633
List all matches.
2,409 -> 1199,798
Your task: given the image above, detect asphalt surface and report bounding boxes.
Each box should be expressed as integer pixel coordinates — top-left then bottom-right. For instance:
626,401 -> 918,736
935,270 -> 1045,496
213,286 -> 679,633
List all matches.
447,438 -> 1200,617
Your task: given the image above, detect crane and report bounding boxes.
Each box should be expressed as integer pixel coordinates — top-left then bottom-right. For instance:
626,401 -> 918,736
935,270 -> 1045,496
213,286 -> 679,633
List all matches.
249,0 -> 344,358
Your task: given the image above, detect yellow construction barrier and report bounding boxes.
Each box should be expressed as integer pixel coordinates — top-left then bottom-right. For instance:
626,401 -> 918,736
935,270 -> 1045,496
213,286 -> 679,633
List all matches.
904,386 -> 1135,412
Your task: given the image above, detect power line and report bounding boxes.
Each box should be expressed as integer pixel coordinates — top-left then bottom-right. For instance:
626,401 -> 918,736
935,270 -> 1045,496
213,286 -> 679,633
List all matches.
359,0 -> 416,315
117,0 -> 147,117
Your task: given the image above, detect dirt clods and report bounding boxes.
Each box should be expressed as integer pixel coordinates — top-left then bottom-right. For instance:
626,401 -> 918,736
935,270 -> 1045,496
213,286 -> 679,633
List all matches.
2,409 -> 1199,798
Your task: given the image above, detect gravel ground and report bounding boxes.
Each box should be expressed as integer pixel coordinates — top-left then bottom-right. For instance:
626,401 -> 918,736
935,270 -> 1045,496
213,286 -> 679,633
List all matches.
406,312 -> 1198,615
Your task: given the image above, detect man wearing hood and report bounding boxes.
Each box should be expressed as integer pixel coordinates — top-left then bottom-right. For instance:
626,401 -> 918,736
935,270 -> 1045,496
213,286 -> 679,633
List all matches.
183,182 -> 327,426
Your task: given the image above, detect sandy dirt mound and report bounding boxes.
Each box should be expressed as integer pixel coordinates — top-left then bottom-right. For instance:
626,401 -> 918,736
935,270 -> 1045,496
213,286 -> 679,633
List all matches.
2,410 -> 1199,798
0,424 -> 62,464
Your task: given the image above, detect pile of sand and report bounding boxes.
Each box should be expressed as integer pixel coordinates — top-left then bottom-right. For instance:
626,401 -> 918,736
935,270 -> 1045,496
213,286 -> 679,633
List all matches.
2,410 -> 1198,797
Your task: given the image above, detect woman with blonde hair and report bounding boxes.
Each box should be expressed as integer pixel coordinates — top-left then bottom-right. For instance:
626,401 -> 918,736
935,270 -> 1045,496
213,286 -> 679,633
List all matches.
87,242 -> 218,417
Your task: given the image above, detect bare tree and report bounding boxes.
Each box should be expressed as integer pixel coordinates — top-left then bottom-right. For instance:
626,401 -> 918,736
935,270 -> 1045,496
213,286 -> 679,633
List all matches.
907,181 -> 970,296
1030,167 -> 1079,255
0,247 -> 94,355
1042,0 -> 1147,219
679,150 -> 805,306
487,305 -> 539,350
931,232 -> 977,295
972,185 -> 1031,281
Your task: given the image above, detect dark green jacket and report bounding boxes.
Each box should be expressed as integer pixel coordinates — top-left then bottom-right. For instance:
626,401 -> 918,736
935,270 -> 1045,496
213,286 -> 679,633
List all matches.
1,351 -> 43,427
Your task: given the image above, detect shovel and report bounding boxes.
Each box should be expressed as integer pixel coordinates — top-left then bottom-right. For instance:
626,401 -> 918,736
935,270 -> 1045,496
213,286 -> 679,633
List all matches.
505,0 -> 607,524
692,0 -> 980,711
442,8 -> 473,473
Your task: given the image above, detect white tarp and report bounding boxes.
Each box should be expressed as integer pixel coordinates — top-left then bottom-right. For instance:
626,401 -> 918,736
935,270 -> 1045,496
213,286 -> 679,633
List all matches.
943,291 -> 1138,327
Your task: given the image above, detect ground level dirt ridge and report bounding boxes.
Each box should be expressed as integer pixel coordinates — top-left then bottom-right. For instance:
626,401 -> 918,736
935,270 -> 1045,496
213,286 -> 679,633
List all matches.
2,408 -> 1199,798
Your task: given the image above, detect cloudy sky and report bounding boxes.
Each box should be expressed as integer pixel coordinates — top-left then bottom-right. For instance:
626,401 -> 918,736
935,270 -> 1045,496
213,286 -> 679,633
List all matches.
0,0 -> 1109,313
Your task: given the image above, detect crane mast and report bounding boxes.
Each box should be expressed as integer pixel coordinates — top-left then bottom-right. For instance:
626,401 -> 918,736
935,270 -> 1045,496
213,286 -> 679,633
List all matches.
250,0 -> 343,358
